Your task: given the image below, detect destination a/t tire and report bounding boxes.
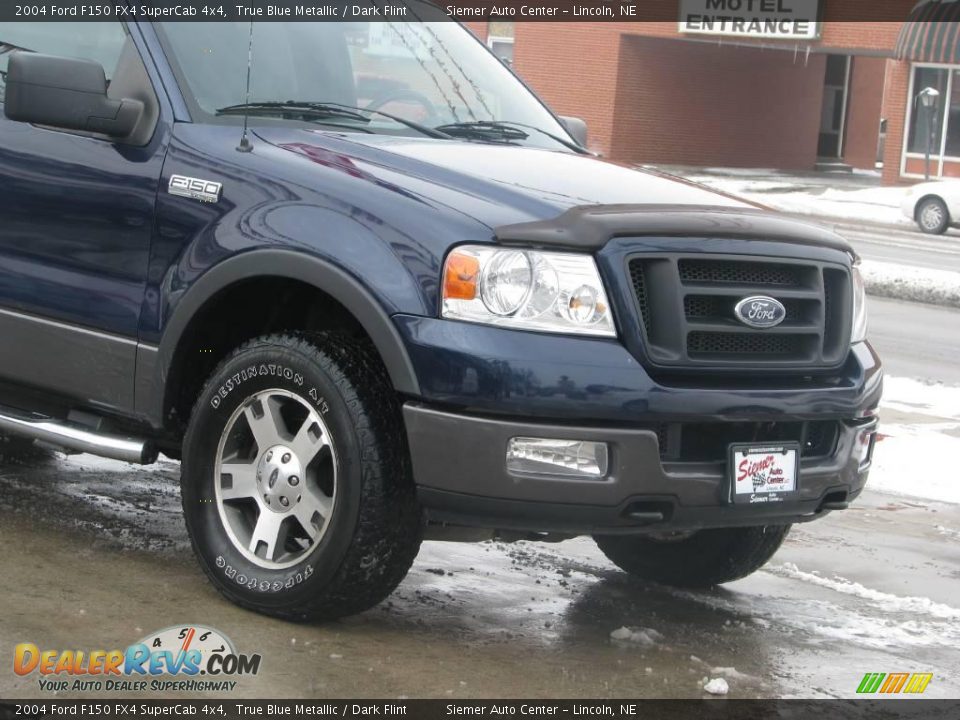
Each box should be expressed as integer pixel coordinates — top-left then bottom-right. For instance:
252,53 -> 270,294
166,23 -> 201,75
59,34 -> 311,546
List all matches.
180,331 -> 422,621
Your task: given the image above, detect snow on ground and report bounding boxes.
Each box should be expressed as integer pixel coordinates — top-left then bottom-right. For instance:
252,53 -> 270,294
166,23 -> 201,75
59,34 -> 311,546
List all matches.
696,175 -> 909,227
872,376 -> 960,504
659,166 -> 913,228
610,626 -> 664,646
936,524 -> 960,540
861,259 -> 960,308
702,678 -> 729,696
766,562 -> 960,620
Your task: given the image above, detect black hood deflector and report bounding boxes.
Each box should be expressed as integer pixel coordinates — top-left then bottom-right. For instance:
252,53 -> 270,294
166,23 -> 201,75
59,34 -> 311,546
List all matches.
494,204 -> 855,257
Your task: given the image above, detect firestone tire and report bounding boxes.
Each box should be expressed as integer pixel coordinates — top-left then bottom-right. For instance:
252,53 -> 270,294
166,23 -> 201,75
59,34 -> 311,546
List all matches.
180,332 -> 422,621
594,525 -> 791,588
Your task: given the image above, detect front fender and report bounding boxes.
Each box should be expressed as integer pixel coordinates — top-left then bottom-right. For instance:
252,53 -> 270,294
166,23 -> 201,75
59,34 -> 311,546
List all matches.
136,249 -> 421,426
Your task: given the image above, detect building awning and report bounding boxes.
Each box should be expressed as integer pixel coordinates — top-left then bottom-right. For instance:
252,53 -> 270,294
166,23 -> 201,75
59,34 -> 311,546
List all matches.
896,1 -> 960,63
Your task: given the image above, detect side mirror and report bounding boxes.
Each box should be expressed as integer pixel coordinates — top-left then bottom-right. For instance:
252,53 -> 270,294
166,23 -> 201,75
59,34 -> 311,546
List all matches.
559,116 -> 588,148
4,52 -> 143,138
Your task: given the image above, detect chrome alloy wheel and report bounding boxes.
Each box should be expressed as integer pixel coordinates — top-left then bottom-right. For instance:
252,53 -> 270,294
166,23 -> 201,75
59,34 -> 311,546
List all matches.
214,389 -> 336,569
921,201 -> 945,230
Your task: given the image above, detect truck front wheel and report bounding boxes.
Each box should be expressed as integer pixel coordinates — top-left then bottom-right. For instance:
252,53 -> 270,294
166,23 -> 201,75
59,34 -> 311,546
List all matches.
180,332 -> 422,621
594,525 -> 790,588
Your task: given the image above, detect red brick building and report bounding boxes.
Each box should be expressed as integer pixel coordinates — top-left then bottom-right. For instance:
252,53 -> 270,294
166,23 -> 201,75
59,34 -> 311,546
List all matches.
464,1 -> 960,185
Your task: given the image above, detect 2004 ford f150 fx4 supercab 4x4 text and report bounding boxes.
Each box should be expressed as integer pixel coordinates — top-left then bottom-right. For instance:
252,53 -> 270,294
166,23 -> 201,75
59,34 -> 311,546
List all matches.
0,10 -> 880,620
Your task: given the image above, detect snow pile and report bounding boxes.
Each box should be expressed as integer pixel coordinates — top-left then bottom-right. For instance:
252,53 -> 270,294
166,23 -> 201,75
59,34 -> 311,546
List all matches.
609,626 -> 664,646
665,168 -> 912,228
936,525 -> 960,540
872,377 -> 960,504
767,186 -> 908,227
883,376 -> 960,419
767,563 -> 960,620
869,424 -> 960,503
861,259 -> 960,308
678,581 -> 959,650
711,667 -> 753,681
702,677 -> 730,695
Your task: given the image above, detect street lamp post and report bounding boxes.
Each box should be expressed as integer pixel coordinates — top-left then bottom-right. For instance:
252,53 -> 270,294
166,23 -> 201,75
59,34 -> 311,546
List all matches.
918,87 -> 941,181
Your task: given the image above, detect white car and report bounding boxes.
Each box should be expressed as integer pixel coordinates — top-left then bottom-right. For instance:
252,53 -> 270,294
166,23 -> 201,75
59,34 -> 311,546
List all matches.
901,180 -> 960,234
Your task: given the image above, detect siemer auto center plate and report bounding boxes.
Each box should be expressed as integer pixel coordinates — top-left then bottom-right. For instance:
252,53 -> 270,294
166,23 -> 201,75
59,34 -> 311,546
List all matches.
727,443 -> 800,504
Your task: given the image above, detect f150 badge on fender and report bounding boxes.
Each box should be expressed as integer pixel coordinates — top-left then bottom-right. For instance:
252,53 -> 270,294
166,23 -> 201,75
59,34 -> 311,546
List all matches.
734,296 -> 787,328
168,175 -> 222,203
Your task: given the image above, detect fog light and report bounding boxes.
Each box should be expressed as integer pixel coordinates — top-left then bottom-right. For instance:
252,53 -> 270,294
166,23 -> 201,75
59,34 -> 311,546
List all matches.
506,438 -> 609,478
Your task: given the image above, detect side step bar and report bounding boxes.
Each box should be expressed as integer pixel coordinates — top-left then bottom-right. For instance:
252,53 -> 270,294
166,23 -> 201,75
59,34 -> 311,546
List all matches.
0,405 -> 156,464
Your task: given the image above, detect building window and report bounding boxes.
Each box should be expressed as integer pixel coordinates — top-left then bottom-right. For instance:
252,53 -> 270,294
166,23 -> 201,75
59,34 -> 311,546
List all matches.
907,67 -> 948,154
945,69 -> 960,157
487,21 -> 514,65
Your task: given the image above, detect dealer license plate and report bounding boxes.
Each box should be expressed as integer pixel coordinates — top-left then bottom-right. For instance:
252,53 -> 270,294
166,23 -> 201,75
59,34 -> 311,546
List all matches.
727,443 -> 799,505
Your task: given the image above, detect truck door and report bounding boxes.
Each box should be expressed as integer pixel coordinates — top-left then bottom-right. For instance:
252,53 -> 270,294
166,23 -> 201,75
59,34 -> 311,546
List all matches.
0,22 -> 165,413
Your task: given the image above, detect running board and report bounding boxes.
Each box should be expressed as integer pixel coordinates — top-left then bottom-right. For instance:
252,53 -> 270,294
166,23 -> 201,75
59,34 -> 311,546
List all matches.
0,405 -> 156,464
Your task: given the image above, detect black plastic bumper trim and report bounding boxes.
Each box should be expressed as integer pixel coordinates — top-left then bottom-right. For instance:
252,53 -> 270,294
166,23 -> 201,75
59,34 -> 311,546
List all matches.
418,486 -> 862,536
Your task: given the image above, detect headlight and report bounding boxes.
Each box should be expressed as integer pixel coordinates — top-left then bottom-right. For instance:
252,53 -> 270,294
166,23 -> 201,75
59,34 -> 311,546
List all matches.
851,264 -> 868,343
441,245 -> 616,337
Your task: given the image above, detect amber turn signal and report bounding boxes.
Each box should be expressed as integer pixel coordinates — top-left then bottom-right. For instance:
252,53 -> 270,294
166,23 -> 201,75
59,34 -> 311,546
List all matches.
443,250 -> 480,300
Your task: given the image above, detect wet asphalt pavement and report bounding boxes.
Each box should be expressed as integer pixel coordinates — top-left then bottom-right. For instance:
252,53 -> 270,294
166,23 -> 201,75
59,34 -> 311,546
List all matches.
0,449 -> 957,700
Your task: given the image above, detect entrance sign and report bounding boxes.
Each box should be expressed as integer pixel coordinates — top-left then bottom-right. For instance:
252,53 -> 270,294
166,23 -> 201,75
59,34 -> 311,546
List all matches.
679,0 -> 821,40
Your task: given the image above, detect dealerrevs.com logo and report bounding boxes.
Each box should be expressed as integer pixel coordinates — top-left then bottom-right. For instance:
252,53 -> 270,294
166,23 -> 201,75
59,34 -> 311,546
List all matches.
14,625 -> 261,694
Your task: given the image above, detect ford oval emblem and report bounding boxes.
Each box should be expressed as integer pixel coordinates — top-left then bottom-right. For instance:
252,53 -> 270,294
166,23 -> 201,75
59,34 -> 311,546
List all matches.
734,296 -> 787,328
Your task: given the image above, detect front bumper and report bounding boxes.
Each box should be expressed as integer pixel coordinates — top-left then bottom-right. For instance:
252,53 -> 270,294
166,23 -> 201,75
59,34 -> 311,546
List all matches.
396,314 -> 882,535
406,403 -> 878,535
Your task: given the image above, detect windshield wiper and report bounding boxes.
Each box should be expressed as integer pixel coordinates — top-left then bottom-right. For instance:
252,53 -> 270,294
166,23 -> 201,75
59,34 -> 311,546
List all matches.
433,121 -> 529,144
491,120 -> 589,154
217,101 -> 449,139
313,101 -> 451,139
434,120 -> 588,153
217,101 -> 372,123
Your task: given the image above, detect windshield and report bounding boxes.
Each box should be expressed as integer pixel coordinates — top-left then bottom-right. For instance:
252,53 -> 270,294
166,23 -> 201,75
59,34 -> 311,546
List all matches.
158,10 -> 574,150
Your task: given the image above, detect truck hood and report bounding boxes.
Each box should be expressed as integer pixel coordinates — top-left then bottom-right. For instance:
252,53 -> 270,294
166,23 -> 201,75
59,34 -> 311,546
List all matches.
255,129 -> 852,254
255,128 -> 751,223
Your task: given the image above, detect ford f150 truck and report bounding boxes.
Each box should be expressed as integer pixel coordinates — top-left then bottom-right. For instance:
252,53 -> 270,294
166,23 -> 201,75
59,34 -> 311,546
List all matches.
0,10 -> 880,621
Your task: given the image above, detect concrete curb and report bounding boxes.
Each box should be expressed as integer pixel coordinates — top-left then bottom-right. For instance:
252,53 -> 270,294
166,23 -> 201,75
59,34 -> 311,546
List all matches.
861,261 -> 960,310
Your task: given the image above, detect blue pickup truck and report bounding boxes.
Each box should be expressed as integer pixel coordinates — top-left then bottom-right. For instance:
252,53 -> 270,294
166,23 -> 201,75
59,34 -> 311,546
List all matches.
0,12 -> 880,621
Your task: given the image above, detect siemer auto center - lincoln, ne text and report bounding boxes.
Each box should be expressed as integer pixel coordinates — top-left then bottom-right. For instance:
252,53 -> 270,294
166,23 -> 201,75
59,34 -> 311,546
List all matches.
465,0 -> 960,184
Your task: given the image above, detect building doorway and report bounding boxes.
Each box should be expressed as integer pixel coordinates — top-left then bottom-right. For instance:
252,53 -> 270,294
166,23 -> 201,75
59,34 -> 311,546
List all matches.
818,54 -> 852,159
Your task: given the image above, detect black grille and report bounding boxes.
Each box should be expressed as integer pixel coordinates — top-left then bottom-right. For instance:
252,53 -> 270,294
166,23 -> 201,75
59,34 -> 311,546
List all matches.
678,259 -> 804,287
687,331 -> 806,356
627,254 -> 851,371
684,295 -> 722,319
629,260 -> 652,330
656,420 -> 839,462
